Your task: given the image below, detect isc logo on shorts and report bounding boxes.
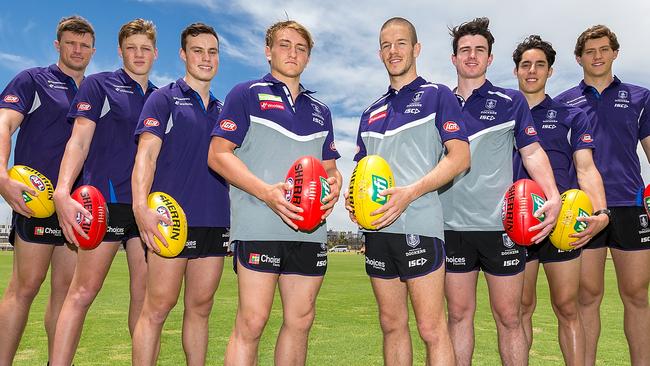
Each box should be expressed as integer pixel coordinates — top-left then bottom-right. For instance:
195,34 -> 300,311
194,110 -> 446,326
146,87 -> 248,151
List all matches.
408,258 -> 427,267
316,260 -> 327,267
503,259 -> 520,267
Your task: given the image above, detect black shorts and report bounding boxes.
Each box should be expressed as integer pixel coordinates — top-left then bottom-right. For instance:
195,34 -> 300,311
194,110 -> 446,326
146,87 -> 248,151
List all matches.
586,206 -> 650,251
103,204 -> 140,246
525,238 -> 581,264
444,230 -> 526,276
10,212 -> 65,245
364,232 -> 444,281
233,240 -> 327,276
176,227 -> 229,259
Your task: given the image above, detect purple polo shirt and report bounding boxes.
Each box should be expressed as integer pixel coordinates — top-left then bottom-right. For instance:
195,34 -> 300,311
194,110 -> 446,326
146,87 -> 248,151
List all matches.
68,69 -> 156,204
0,64 -> 78,185
211,73 -> 340,242
556,77 -> 650,206
514,95 -> 595,193
135,78 -> 229,227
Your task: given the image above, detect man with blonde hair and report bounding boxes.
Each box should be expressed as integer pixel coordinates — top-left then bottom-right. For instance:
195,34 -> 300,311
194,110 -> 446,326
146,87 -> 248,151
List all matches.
209,20 -> 341,366
0,15 -> 95,365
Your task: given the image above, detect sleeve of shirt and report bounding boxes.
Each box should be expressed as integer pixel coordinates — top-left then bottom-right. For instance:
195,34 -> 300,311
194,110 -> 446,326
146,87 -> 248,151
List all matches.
0,69 -> 36,115
67,74 -> 105,124
134,89 -> 171,142
352,114 -> 368,162
570,109 -> 595,152
512,91 -> 539,149
321,107 -> 341,161
434,85 -> 468,143
638,91 -> 650,140
211,83 -> 250,146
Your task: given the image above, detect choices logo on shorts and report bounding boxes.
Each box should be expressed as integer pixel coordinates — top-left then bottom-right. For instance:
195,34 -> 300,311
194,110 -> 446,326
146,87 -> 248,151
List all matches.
249,253 -> 260,265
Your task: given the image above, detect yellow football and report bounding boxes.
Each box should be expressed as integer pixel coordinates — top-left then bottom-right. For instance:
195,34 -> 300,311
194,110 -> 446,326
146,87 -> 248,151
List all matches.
348,155 -> 395,230
549,189 -> 593,251
147,192 -> 188,258
8,165 -> 55,218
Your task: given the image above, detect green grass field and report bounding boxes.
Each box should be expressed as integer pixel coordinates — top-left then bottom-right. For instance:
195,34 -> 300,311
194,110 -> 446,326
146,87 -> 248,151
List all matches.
0,252 -> 630,365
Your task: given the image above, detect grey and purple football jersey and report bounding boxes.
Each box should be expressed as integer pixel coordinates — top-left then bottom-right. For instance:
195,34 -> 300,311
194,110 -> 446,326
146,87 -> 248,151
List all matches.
135,78 -> 229,228
439,80 -> 538,231
354,77 -> 467,239
212,73 -> 340,243
513,95 -> 595,193
556,77 -> 650,207
0,64 -> 79,185
68,69 -> 156,204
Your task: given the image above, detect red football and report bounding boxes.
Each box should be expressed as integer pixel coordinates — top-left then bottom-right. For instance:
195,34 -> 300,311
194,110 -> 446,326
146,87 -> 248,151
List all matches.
501,179 -> 547,246
285,156 -> 330,231
71,185 -> 108,250
644,184 -> 650,217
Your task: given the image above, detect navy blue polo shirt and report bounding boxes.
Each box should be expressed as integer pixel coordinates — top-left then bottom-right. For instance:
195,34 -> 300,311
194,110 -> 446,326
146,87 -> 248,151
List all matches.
0,64 -> 78,185
212,73 -> 340,243
514,95 -> 595,193
135,78 -> 229,227
68,68 -> 157,204
439,80 -> 539,231
556,76 -> 650,206
354,76 -> 466,239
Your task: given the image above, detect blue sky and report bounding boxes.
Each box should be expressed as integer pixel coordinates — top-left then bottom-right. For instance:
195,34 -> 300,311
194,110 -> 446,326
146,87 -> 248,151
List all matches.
1,0 -> 649,230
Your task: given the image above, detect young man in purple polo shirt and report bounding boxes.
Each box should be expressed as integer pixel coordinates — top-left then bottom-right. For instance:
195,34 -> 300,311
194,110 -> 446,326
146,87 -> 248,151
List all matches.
131,23 -> 230,366
438,18 -> 561,365
0,16 -> 95,365
208,20 -> 341,366
556,25 -> 650,365
512,35 -> 609,366
346,17 -> 468,365
49,19 -> 158,365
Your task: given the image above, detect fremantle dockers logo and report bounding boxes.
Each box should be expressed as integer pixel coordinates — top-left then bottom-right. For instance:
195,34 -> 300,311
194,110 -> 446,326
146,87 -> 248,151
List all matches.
412,91 -> 424,102
502,233 -> 515,248
321,243 -> 327,251
311,103 -> 321,114
406,234 -> 420,248
574,209 -> 590,232
546,110 -> 557,120
371,175 -> 389,204
618,90 -> 629,100
640,214 -> 649,229
319,177 -> 331,204
485,99 -> 497,109
531,193 -> 546,222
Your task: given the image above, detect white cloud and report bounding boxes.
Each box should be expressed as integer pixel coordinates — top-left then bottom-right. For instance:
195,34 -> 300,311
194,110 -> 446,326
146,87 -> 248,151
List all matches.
149,71 -> 176,87
0,52 -> 37,73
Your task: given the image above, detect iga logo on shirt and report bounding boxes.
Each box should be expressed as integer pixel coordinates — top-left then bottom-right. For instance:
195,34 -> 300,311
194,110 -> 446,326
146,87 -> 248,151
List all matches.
330,141 -> 337,152
220,119 -> 237,131
525,126 -> 537,136
3,95 -> 19,103
144,118 -> 160,127
580,133 -> 593,143
443,121 -> 460,133
77,102 -> 91,111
